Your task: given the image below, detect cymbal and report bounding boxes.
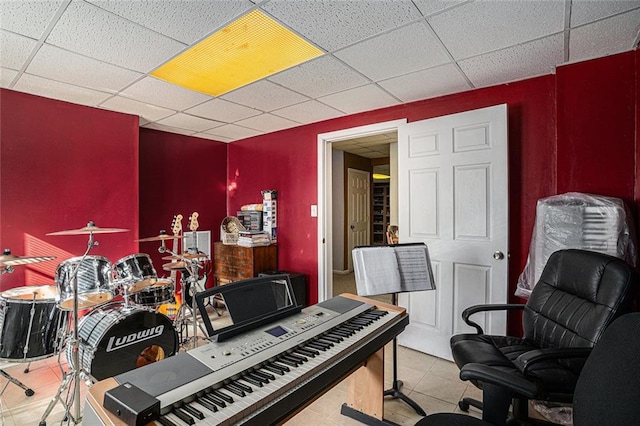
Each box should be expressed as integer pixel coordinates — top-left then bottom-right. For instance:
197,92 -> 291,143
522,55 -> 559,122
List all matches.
163,261 -> 187,271
135,234 -> 177,242
48,222 -> 129,236
162,253 -> 209,260
0,250 -> 56,267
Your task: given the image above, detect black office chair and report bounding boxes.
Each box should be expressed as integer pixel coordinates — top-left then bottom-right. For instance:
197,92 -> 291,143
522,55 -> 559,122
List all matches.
416,312 -> 640,426
449,249 -> 637,425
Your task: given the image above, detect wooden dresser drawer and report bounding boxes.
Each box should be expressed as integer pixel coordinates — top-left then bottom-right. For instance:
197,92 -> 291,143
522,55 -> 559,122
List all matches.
213,242 -> 277,284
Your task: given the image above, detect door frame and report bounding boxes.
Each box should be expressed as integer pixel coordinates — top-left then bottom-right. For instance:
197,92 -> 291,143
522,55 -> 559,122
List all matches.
317,119 -> 407,302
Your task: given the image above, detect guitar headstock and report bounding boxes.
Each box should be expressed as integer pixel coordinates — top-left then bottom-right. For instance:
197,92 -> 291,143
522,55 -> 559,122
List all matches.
171,214 -> 183,237
189,212 -> 199,232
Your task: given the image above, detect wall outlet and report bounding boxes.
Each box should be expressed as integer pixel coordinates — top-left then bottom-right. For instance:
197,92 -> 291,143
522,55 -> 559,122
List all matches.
311,205 -> 318,217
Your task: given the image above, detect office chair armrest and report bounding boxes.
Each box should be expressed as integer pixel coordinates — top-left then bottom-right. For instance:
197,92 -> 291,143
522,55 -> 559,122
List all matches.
460,363 -> 540,398
514,347 -> 593,375
462,304 -> 526,334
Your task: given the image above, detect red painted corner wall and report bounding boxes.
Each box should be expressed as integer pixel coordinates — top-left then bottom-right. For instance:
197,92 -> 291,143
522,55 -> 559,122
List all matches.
0,89 -> 139,290
138,128 -> 228,289
557,52 -> 636,202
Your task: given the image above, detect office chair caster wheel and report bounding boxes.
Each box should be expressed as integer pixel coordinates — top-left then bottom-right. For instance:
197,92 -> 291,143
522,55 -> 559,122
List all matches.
459,400 -> 470,412
25,388 -> 35,397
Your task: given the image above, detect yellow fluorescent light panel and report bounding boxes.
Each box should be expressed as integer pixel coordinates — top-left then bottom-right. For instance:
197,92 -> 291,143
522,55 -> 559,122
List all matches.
151,10 -> 324,97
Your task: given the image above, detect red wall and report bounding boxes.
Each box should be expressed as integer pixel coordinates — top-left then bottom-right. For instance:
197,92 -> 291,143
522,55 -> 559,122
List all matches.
138,128 -> 227,289
557,52 -> 636,201
229,51 -> 638,336
0,89 -> 139,291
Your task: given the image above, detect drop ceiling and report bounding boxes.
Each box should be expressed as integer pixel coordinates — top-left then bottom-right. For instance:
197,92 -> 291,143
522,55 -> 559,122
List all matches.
2,0 -> 639,144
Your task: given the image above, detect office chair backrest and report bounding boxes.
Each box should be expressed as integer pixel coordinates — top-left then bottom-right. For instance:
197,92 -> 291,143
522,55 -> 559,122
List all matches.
572,313 -> 640,425
523,249 -> 636,349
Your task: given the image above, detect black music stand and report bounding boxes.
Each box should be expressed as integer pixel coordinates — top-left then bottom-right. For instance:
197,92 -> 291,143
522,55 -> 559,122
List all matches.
350,243 -> 435,419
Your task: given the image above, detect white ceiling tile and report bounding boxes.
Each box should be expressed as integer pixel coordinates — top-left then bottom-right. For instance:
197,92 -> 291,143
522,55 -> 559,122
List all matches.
100,95 -> 175,122
191,132 -> 232,143
0,0 -> 64,39
263,0 -> 422,51
203,124 -> 262,141
570,9 -> 640,62
318,84 -> 400,114
378,63 -> 470,103
86,0 -> 253,44
222,80 -> 309,112
185,98 -> 261,123
268,55 -> 369,98
459,34 -> 563,88
429,1 -> 565,60
26,44 -> 142,93
156,113 -> 224,132
413,0 -> 466,17
0,67 -> 18,87
120,77 -> 210,111
13,73 -> 111,106
46,1 -> 186,73
334,21 -> 450,82
571,0 -> 640,27
142,122 -> 196,136
272,100 -> 343,124
235,113 -> 299,133
1,30 -> 37,70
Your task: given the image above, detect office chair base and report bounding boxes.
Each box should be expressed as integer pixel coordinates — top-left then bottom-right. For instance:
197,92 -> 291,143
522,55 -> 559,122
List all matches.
459,397 -> 483,412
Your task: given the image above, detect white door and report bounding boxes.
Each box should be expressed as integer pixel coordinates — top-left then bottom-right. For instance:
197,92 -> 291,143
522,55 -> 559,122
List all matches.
347,168 -> 370,271
397,104 -> 509,360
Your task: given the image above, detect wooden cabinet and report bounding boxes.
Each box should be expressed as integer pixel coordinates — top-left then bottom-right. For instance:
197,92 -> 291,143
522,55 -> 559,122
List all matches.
213,242 -> 278,284
372,182 -> 390,245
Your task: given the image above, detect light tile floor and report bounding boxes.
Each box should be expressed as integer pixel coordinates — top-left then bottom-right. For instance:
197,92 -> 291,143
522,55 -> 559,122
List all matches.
0,343 -> 484,425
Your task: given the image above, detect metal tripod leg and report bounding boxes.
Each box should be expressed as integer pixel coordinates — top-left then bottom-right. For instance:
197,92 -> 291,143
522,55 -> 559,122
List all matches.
38,370 -> 74,425
0,369 -> 34,397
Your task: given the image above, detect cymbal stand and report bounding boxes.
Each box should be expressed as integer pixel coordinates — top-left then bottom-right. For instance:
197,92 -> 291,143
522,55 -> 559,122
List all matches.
39,232 -> 97,426
159,244 -> 208,349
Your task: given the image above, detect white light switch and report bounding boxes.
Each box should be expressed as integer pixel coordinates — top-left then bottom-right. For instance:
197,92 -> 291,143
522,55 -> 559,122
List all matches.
311,205 -> 318,217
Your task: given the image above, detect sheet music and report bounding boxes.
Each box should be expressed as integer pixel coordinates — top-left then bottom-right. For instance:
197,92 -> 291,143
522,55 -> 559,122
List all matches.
353,246 -> 402,296
352,243 -> 435,296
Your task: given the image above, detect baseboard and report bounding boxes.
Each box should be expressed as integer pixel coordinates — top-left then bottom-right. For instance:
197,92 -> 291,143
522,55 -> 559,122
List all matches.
333,269 -> 352,274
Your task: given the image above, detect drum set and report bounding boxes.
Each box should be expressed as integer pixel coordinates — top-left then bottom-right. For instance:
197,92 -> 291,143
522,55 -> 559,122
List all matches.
0,220 -> 211,425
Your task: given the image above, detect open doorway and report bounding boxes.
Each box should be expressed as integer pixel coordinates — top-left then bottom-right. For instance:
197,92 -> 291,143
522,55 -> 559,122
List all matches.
317,119 -> 405,302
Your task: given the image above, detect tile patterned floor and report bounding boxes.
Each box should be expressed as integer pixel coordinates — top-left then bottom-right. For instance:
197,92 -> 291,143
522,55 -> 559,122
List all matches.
0,343 -> 484,425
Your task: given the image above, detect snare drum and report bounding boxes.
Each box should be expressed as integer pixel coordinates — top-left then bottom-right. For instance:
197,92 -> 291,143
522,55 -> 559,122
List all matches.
0,286 -> 67,362
113,253 -> 158,294
68,303 -> 177,381
131,278 -> 174,307
55,256 -> 113,310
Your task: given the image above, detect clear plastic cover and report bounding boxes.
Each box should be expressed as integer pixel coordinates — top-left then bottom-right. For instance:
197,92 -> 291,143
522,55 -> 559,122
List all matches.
516,192 -> 637,299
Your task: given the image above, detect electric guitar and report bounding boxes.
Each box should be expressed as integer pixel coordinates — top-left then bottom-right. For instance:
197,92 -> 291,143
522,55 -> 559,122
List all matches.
159,215 -> 182,319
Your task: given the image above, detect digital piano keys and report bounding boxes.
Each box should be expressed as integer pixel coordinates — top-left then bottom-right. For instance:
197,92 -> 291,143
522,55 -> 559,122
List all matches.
84,294 -> 409,425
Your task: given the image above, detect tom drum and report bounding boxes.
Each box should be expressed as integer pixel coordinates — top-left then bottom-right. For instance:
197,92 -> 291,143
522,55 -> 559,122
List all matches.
55,256 -> 114,310
113,253 -> 158,294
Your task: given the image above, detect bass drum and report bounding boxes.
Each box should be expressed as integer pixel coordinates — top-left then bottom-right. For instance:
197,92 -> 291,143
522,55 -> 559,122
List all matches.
68,304 -> 177,381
